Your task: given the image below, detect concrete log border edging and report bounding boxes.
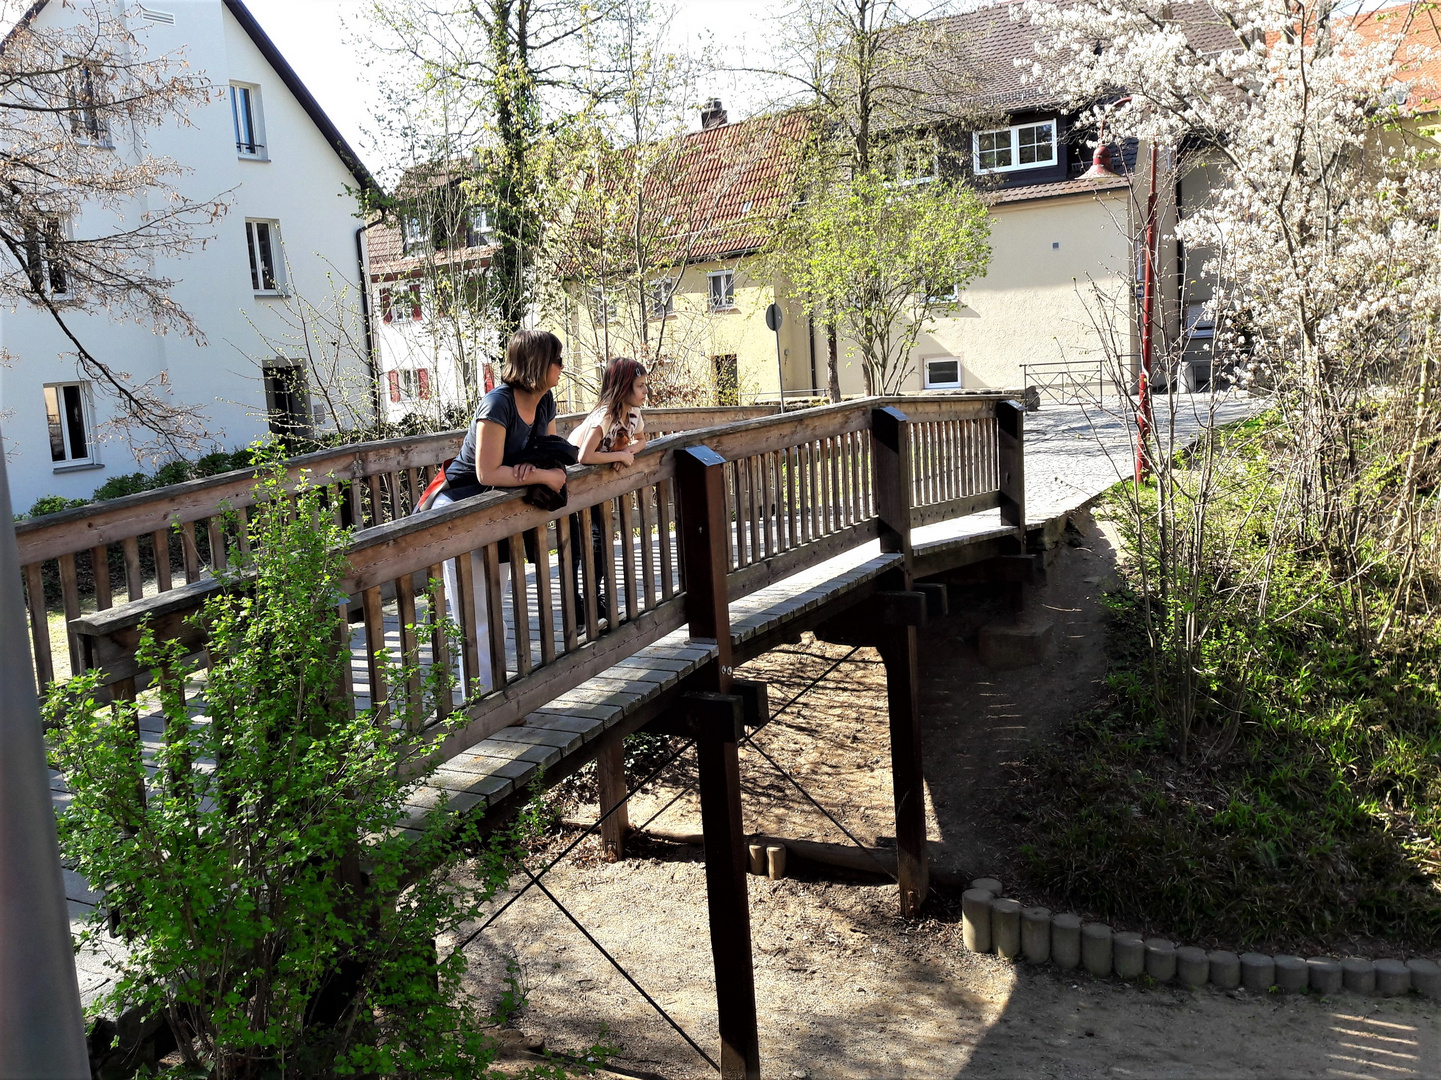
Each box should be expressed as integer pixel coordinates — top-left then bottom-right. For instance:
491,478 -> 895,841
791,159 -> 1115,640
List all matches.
962,879 -> 1441,1000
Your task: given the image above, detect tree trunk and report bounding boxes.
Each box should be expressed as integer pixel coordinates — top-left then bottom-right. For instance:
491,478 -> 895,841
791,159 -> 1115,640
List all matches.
826,319 -> 841,402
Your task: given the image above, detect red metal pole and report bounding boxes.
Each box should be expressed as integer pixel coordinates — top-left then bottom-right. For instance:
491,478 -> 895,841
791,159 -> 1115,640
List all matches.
1135,141 -> 1159,485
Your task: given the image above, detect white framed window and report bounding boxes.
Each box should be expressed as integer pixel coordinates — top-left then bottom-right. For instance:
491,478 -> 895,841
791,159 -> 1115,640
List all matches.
400,212 -> 431,256
66,61 -> 109,145
22,216 -> 69,297
44,381 -> 95,465
588,284 -> 617,324
647,278 -> 674,319
245,219 -> 285,294
230,83 -> 266,159
708,270 -> 735,311
467,206 -> 495,247
925,279 -> 958,305
923,357 -> 964,389
973,120 -> 1057,174
888,138 -> 939,185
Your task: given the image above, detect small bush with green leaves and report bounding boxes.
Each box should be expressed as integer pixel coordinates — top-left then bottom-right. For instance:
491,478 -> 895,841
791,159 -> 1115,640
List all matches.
48,454 -> 593,1077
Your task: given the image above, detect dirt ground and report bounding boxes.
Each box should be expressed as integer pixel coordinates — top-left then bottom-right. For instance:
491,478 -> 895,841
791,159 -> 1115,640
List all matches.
453,512 -> 1441,1079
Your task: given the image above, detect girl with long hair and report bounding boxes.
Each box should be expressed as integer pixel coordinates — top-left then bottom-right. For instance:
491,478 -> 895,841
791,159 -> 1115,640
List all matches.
568,358 -> 648,627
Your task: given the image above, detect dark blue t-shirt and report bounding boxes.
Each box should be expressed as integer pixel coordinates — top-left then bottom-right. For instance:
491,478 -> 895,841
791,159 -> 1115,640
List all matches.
446,385 -> 556,491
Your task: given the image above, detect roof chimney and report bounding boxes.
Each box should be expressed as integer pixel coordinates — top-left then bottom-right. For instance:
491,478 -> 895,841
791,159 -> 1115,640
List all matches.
701,98 -> 728,130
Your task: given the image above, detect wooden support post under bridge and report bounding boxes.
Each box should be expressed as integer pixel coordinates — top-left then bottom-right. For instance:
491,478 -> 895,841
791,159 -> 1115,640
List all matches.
675,445 -> 761,1080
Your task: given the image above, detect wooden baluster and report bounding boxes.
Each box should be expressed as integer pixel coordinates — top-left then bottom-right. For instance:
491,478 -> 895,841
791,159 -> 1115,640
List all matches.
619,492 -> 638,623
533,525 -> 555,666
579,506 -> 600,640
730,460 -> 747,567
507,534 -> 532,677
180,521 -> 201,583
638,484 -> 657,612
152,529 -> 172,592
765,452 -> 778,555
120,537 -> 143,603
367,474 -> 383,528
785,446 -> 799,551
335,600 -> 357,720
236,505 -> 252,559
850,430 -> 863,526
388,471 -> 405,521
750,456 -> 764,558
830,435 -> 843,533
658,480 -> 675,601
427,564 -> 452,722
396,571 -> 422,726
362,586 -> 388,719
23,563 -> 53,690
807,441 -> 820,541
348,479 -> 364,531
597,500 -> 619,629
556,514 -> 579,651
208,517 -> 227,571
481,543 -> 509,688
91,545 -> 112,611
455,551 -> 482,700
58,553 -> 82,676
407,467 -> 422,513
757,454 -> 772,557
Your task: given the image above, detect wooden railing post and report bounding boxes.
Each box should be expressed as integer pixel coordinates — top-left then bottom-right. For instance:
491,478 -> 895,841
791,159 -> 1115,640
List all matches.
676,446 -> 733,692
676,446 -> 758,1080
997,400 -> 1026,533
871,406 -> 913,576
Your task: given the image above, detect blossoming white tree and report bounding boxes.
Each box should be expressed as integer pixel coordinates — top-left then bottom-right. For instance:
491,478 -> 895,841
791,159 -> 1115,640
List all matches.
1024,0 -> 1441,749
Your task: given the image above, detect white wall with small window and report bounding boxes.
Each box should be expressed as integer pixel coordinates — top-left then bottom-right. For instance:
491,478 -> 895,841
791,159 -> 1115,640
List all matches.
43,382 -> 97,468
708,270 -> 736,311
922,357 -> 966,389
973,119 -> 1059,174
229,81 -> 266,159
245,219 -> 285,293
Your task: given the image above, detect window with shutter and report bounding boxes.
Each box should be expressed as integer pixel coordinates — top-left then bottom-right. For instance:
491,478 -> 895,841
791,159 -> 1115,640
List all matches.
388,370 -> 401,402
410,284 -> 422,321
380,289 -> 393,323
417,369 -> 431,398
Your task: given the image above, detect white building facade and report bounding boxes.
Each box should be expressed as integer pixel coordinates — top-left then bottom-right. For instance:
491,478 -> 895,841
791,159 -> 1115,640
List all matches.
0,0 -> 377,513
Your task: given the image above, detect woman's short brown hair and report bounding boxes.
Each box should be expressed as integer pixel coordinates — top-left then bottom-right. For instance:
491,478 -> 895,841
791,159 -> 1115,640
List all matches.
502,330 -> 563,392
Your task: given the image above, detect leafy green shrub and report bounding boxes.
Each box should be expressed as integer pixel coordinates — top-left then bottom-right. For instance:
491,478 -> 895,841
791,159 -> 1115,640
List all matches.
153,459 -> 195,487
48,456 -> 576,1076
194,449 -> 245,477
91,472 -> 156,501
26,493 -> 89,518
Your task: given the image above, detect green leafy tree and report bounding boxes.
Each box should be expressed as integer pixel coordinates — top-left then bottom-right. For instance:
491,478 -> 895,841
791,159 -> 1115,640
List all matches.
769,166 -> 990,394
48,454 -> 567,1076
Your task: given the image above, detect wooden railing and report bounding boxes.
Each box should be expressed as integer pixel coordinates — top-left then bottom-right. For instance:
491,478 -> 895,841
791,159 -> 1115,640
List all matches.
17,405 -> 778,688
67,395 -> 1023,778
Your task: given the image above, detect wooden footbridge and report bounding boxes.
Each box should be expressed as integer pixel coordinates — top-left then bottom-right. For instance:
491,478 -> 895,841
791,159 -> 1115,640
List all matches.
24,394 -> 1039,1079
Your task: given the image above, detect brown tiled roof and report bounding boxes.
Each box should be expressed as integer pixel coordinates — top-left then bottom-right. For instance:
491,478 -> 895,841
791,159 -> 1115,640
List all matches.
891,0 -> 1240,120
1342,3 -> 1441,113
991,174 -> 1129,203
630,110 -> 812,263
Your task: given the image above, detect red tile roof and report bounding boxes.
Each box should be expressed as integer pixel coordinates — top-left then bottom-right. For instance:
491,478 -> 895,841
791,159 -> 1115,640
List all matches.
1342,3 -> 1441,113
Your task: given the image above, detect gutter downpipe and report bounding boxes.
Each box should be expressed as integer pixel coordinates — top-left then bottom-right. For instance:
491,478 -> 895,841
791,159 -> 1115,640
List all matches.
0,432 -> 90,1077
808,313 -> 818,397
1134,140 -> 1159,485
356,223 -> 383,428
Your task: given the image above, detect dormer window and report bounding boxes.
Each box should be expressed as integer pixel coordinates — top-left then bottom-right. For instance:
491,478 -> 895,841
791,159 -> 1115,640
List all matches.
230,83 -> 266,159
973,120 -> 1057,174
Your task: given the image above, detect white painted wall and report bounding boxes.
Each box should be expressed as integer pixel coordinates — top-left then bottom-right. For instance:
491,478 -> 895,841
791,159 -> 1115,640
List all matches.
807,191 -> 1136,398
0,0 -> 370,513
